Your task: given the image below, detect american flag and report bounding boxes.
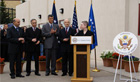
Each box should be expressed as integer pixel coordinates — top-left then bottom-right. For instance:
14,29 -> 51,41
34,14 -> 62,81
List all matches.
88,4 -> 98,50
72,1 -> 78,30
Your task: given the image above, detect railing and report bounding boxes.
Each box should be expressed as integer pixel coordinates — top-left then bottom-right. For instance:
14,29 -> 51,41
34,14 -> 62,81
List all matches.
0,6 -> 16,24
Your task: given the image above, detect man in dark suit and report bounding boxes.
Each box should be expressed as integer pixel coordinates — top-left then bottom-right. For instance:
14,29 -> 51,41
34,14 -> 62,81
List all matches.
42,15 -> 59,76
1,24 -> 9,61
7,18 -> 25,79
58,19 -> 76,76
26,19 -> 41,76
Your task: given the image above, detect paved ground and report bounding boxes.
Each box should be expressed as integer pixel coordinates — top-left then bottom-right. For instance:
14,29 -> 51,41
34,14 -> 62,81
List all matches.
91,60 -> 140,81
0,62 -> 139,82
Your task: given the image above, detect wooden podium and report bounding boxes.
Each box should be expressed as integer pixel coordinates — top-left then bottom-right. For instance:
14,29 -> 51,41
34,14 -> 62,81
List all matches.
70,36 -> 93,82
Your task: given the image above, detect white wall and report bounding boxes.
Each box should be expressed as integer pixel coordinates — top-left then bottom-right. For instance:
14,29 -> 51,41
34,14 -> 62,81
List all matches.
127,0 -> 140,58
29,0 -> 48,24
16,1 -> 30,26
90,0 -> 126,60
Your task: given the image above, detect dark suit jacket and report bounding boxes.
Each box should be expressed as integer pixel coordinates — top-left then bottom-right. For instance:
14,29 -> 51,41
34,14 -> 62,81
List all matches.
1,29 -> 8,43
25,27 -> 42,53
76,30 -> 95,44
58,27 -> 76,52
42,23 -> 59,49
7,26 -> 24,54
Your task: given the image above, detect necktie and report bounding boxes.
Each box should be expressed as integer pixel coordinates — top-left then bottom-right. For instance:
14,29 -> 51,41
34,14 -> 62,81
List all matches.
66,28 -> 68,34
50,24 -> 53,29
16,27 -> 19,32
16,27 -> 20,35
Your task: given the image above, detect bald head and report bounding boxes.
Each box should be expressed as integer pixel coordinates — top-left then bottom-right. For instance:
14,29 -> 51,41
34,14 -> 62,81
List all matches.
64,19 -> 70,28
13,18 -> 20,27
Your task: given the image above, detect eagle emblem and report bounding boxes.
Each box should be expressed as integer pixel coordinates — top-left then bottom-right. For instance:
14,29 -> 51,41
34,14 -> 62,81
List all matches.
118,35 -> 133,50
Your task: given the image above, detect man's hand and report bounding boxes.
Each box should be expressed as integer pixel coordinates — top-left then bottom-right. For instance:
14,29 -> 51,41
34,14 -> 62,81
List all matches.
63,38 -> 69,41
32,38 -> 37,42
21,40 -> 25,44
18,38 -> 24,41
36,41 -> 40,45
54,28 -> 57,33
4,31 -> 7,36
50,28 -> 55,34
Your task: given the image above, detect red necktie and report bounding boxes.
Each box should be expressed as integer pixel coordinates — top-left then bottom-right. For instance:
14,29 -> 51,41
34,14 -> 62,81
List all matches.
66,28 -> 67,34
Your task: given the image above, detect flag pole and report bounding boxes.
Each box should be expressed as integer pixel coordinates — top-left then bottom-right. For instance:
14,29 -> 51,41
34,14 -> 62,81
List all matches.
91,0 -> 100,72
92,48 -> 100,72
53,0 -> 59,73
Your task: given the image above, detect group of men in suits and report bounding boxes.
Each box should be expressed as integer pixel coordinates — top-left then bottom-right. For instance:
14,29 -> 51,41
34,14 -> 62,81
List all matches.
7,14 -> 94,79
7,18 -> 43,79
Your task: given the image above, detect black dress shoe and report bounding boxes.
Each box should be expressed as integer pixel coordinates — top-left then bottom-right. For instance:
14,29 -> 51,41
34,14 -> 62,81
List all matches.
69,74 -> 73,76
16,75 -> 25,78
11,75 -> 15,79
61,73 -> 67,76
51,72 -> 58,76
35,73 -> 41,76
45,73 -> 50,76
26,73 -> 30,76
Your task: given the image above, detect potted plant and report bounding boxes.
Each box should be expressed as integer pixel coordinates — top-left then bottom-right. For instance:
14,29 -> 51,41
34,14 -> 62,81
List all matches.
100,50 -> 114,67
14,58 -> 25,72
56,57 -> 62,70
112,53 -> 124,69
39,56 -> 46,71
0,58 -> 5,74
123,55 -> 140,72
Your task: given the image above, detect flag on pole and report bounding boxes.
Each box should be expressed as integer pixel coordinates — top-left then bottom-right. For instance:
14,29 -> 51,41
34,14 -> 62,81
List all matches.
88,3 -> 98,50
72,0 -> 78,30
52,0 -> 58,24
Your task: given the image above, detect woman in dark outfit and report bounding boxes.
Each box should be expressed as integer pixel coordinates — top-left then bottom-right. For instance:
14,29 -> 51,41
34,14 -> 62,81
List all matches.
76,21 -> 95,44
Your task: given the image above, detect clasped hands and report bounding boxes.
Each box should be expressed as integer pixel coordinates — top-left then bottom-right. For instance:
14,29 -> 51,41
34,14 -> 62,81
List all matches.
18,38 -> 25,43
63,38 -> 69,41
50,28 -> 57,34
18,37 -> 40,45
32,38 -> 40,45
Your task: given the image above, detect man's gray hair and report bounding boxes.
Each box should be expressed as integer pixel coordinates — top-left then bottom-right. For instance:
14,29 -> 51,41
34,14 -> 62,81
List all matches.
30,19 -> 37,22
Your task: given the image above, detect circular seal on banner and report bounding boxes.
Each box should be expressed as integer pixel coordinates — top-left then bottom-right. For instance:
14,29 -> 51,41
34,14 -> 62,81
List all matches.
113,32 -> 138,55
73,38 -> 77,43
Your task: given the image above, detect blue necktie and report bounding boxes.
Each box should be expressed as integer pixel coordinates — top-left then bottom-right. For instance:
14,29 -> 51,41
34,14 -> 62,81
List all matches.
16,27 -> 20,35
16,27 -> 19,32
50,24 -> 53,29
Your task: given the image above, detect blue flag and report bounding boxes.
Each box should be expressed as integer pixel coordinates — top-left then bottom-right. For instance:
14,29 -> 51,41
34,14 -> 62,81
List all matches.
72,1 -> 78,29
52,0 -> 58,24
88,4 -> 98,50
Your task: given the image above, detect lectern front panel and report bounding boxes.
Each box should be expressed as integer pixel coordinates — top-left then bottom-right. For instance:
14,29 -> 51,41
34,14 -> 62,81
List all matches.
76,45 -> 87,51
76,55 -> 87,78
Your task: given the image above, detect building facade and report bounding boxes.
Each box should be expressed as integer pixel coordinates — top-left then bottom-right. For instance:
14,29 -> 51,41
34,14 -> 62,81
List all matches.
4,0 -> 22,9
